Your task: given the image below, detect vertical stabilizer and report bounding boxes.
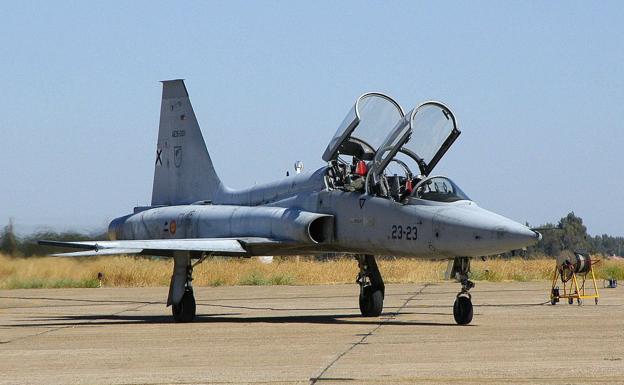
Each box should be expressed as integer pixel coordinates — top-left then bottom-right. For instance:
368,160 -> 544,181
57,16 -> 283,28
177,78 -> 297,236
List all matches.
151,79 -> 224,206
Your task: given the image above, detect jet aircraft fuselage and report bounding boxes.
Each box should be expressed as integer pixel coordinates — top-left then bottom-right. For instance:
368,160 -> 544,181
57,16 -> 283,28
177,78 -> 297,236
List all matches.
42,80 -> 540,325
110,179 -> 538,259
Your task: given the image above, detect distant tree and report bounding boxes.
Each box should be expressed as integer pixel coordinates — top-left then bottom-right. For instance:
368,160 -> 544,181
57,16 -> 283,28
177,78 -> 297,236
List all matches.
532,222 -> 561,256
20,230 -> 108,256
589,233 -> 624,256
531,212 -> 591,257
559,212 -> 590,252
0,218 -> 19,256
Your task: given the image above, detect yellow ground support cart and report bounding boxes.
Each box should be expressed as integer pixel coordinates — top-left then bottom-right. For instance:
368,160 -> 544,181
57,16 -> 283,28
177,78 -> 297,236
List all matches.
550,252 -> 599,305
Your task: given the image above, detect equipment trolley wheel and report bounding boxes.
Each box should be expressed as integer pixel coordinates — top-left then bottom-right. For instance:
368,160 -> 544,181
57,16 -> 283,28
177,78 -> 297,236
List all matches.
550,288 -> 559,305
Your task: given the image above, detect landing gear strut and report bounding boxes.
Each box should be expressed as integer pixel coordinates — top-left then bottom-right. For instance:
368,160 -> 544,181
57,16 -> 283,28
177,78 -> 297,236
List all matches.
356,255 -> 385,317
450,257 -> 474,325
169,254 -> 197,323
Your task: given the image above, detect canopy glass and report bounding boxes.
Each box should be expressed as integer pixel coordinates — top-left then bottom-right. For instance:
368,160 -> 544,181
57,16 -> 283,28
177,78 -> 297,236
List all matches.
322,93 -> 404,162
371,101 -> 460,177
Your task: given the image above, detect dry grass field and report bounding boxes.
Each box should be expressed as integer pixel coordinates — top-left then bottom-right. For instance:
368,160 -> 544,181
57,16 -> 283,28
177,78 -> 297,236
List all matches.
1,254 -> 623,289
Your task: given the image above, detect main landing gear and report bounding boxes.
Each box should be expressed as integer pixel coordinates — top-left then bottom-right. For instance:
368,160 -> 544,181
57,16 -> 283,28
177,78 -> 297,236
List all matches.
168,253 -> 197,323
356,255 -> 385,317
172,287 -> 196,323
449,257 -> 474,325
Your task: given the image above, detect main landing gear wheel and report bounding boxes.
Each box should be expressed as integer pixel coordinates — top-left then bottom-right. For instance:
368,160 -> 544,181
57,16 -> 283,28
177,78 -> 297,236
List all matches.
172,289 -> 196,323
356,255 -> 385,317
359,286 -> 384,317
453,294 -> 473,325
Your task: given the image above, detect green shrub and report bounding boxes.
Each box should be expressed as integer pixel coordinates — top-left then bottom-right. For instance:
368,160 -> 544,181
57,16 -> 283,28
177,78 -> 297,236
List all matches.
239,271 -> 270,285
597,264 -> 624,280
511,272 -> 531,282
470,269 -> 503,282
270,274 -> 294,285
208,278 -> 226,287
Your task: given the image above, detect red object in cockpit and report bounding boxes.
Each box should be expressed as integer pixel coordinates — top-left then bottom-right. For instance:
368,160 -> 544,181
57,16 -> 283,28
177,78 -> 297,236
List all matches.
355,161 -> 368,176
405,179 -> 413,193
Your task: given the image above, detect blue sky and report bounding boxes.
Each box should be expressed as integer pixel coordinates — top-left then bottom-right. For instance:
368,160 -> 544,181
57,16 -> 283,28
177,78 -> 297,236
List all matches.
1,1 -> 622,236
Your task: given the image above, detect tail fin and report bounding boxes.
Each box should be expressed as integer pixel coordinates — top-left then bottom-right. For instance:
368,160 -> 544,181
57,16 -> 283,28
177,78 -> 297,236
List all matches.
151,79 -> 224,206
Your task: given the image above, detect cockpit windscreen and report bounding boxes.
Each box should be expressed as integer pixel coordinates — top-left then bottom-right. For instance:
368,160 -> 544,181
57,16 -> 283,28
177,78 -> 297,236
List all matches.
411,176 -> 470,203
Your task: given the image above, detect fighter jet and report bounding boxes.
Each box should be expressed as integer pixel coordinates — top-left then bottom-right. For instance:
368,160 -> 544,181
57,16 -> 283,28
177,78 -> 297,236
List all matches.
41,80 -> 541,325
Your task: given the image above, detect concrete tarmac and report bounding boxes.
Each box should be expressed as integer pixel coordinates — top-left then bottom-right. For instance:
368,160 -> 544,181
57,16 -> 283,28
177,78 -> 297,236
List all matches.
1,282 -> 623,384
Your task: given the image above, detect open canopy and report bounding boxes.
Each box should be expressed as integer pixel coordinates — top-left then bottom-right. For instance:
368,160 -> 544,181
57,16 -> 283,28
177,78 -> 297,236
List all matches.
322,93 -> 404,162
371,101 -> 460,178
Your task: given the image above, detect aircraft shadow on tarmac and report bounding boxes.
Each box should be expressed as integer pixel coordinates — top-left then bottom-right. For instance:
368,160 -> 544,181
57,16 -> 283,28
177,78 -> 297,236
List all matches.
3,291 -> 559,328
11,309 -> 461,327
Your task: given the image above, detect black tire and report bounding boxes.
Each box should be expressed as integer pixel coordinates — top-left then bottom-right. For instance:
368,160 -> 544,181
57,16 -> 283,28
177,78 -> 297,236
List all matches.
550,288 -> 559,305
568,298 -> 574,305
172,290 -> 196,323
453,296 -> 473,325
359,287 -> 383,317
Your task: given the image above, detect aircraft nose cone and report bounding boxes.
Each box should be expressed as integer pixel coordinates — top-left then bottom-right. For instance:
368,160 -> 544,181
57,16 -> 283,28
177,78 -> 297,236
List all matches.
503,221 -> 542,245
432,204 -> 541,256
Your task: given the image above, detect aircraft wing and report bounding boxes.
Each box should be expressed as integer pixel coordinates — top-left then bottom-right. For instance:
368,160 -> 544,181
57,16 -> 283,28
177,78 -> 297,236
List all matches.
39,238 -> 257,257
49,249 -> 145,257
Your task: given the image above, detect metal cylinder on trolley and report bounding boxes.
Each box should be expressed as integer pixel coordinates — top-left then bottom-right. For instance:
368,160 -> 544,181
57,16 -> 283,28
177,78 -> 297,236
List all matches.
550,251 -> 599,306
556,252 -> 592,275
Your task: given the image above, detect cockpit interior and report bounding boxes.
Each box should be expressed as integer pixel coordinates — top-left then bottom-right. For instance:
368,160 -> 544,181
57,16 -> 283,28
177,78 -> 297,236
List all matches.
323,93 -> 468,204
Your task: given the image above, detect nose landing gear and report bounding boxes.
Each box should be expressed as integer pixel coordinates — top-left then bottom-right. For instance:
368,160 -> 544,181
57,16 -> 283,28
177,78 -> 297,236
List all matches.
453,279 -> 474,325
449,257 -> 474,325
356,255 -> 385,317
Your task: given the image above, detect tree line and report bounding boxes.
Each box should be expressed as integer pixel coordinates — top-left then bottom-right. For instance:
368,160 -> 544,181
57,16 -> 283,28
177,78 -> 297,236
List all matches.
528,212 -> 624,257
0,219 -> 107,257
1,212 -> 622,257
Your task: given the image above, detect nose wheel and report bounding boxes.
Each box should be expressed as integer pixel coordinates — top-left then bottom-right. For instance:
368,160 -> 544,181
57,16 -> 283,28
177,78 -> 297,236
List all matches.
450,257 -> 474,325
453,292 -> 473,325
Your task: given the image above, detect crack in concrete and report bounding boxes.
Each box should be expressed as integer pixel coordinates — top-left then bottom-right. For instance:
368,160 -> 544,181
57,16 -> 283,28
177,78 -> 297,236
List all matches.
1,302 -> 151,344
309,284 -> 430,384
